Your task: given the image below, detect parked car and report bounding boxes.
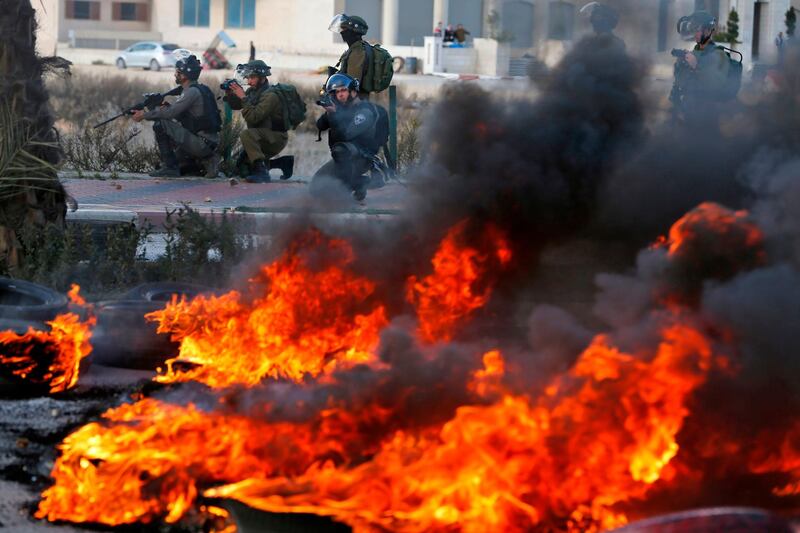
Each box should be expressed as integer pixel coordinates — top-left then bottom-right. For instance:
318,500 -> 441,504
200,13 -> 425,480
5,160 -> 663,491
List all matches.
116,42 -> 180,71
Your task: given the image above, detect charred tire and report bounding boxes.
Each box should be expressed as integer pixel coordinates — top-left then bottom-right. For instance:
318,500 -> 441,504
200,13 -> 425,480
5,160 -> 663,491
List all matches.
0,319 -> 78,396
123,281 -> 214,303
0,278 -> 68,322
91,300 -> 178,370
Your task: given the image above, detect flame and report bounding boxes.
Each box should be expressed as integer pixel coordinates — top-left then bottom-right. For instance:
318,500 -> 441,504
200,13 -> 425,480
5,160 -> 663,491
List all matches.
407,222 -> 511,343
147,229 -> 387,388
0,285 -> 94,393
201,322 -> 719,532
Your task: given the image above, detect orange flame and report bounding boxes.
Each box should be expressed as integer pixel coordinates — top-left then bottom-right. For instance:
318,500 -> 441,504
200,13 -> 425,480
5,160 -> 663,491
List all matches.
201,323 -> 721,532
147,229 -> 388,388
0,285 -> 94,393
407,222 -> 511,343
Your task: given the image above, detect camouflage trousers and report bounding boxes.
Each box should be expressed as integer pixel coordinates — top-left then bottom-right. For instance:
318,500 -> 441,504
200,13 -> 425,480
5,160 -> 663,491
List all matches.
239,128 -> 288,163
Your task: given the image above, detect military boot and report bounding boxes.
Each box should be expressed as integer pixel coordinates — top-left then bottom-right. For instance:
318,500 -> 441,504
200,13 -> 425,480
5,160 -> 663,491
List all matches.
202,153 -> 222,179
269,155 -> 295,180
245,159 -> 270,183
151,133 -> 180,177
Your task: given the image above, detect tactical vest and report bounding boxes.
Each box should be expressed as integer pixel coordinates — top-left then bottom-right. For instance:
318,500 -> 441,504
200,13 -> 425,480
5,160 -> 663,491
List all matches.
178,83 -> 222,135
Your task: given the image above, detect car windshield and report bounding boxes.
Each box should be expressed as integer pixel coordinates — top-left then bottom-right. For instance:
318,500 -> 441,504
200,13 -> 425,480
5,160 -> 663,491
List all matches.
161,44 -> 180,51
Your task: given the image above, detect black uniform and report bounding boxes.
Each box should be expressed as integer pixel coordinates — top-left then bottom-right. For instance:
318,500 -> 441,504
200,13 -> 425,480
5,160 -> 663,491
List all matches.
314,98 -> 385,200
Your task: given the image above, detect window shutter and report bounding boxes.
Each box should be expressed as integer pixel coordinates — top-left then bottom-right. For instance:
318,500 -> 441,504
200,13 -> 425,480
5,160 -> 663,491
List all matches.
65,0 -> 75,19
138,3 -> 149,22
112,2 -> 121,20
90,1 -> 101,20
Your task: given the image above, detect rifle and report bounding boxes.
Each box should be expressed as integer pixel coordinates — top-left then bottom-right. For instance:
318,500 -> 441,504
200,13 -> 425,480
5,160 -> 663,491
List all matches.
93,86 -> 184,129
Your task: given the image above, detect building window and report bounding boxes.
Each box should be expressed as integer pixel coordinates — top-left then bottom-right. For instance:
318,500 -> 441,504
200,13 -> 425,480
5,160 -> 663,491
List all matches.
181,0 -> 210,27
548,1 -> 575,40
65,0 -> 100,20
226,0 -> 255,28
113,2 -> 149,21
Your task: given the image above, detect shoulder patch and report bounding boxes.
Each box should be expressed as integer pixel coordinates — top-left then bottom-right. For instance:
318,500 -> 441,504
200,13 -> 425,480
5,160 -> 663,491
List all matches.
353,112 -> 367,126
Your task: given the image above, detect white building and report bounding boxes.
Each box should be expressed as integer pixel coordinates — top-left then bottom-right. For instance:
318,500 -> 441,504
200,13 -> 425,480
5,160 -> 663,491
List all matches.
35,0 -> 798,72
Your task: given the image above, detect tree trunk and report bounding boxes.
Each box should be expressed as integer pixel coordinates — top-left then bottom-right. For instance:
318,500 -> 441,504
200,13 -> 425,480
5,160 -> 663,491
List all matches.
0,0 -> 67,273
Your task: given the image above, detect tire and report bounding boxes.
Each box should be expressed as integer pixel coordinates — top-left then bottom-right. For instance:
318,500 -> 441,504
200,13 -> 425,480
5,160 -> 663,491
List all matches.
116,58 -> 126,69
0,278 -> 68,322
123,282 -> 215,303
0,318 -> 76,396
149,59 -> 160,72
91,300 -> 178,370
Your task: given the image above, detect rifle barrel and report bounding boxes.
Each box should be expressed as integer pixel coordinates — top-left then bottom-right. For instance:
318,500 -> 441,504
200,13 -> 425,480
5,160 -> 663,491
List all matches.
92,111 -> 127,129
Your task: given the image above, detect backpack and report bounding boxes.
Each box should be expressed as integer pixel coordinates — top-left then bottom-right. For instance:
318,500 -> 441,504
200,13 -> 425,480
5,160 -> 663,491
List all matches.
268,83 -> 307,130
361,43 -> 394,93
716,45 -> 743,100
371,103 -> 390,147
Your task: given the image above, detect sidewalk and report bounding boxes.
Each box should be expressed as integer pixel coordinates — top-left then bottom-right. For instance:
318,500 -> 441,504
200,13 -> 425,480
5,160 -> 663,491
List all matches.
61,173 -> 409,234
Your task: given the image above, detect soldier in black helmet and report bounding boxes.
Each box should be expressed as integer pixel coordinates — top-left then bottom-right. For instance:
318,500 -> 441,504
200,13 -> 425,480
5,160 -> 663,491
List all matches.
580,2 -> 624,49
329,13 -> 371,99
312,73 -> 389,202
132,51 -> 222,178
223,59 -> 294,183
670,10 -> 734,129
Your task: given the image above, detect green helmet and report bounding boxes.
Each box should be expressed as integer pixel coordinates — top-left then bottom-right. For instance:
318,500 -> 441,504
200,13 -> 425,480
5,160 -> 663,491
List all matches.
240,59 -> 271,78
677,10 -> 717,37
328,13 -> 369,35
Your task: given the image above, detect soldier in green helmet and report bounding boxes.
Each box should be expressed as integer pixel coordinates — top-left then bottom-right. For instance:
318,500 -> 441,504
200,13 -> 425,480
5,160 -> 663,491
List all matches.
222,59 -> 294,183
329,13 -> 371,99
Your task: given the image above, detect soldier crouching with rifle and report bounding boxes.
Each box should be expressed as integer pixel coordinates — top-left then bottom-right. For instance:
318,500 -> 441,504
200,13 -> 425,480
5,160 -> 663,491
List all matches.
222,60 -> 294,183
130,52 -> 222,178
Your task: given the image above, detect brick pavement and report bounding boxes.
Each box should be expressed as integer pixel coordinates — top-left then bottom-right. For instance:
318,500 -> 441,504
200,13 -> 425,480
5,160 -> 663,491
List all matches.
61,174 -> 409,232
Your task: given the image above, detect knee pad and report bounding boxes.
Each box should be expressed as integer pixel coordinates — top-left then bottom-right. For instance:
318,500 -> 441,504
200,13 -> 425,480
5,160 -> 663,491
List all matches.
331,142 -> 358,162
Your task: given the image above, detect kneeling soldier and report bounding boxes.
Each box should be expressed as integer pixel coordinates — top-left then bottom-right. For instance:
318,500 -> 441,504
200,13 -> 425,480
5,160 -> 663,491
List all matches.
132,53 -> 221,178
223,60 -> 294,183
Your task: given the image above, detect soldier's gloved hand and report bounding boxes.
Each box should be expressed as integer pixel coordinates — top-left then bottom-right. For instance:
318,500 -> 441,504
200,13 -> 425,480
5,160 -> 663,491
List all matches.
324,105 -> 336,114
130,109 -> 145,122
685,52 -> 698,70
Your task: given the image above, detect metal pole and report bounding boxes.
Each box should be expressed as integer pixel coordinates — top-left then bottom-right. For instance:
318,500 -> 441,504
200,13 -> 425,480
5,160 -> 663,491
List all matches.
388,85 -> 398,171
223,100 -> 233,161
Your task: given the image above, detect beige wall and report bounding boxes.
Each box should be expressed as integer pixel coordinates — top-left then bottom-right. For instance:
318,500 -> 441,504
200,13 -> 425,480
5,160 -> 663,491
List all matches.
153,0 -> 343,56
36,0 -> 60,55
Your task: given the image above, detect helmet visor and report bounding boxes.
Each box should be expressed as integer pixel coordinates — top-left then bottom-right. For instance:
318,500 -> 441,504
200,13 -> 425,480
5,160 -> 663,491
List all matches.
172,48 -> 194,61
677,14 -> 716,37
579,2 -> 599,15
328,14 -> 347,33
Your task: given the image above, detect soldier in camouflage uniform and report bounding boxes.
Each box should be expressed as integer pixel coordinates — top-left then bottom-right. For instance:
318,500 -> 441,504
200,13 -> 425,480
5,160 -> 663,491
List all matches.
669,11 -> 731,130
223,59 -> 293,183
329,13 -> 371,100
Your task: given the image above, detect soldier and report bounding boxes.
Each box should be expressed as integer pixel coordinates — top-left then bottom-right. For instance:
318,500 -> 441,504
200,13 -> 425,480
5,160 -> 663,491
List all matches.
313,74 -> 388,202
223,59 -> 294,183
329,13 -> 371,99
131,53 -> 221,178
580,2 -> 624,49
669,10 -> 734,129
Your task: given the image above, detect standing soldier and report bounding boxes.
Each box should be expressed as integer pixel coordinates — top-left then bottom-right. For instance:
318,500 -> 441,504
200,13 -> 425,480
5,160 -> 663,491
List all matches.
131,53 -> 222,178
329,13 -> 372,99
669,10 -> 740,130
223,59 -> 294,183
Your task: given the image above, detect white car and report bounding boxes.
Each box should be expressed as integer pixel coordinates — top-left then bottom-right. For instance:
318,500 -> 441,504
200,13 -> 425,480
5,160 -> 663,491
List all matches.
115,42 -> 180,71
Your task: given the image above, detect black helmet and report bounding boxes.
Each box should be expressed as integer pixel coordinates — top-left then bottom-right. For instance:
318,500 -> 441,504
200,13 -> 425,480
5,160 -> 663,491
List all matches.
589,4 -> 619,33
325,73 -> 359,94
175,54 -> 202,80
239,59 -> 271,77
677,10 -> 717,37
328,14 -> 369,35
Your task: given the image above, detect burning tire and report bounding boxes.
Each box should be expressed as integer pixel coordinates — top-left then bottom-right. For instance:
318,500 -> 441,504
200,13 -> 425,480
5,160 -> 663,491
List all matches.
92,283 -> 214,370
123,282 -> 213,303
611,507 -> 795,532
0,278 -> 68,322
